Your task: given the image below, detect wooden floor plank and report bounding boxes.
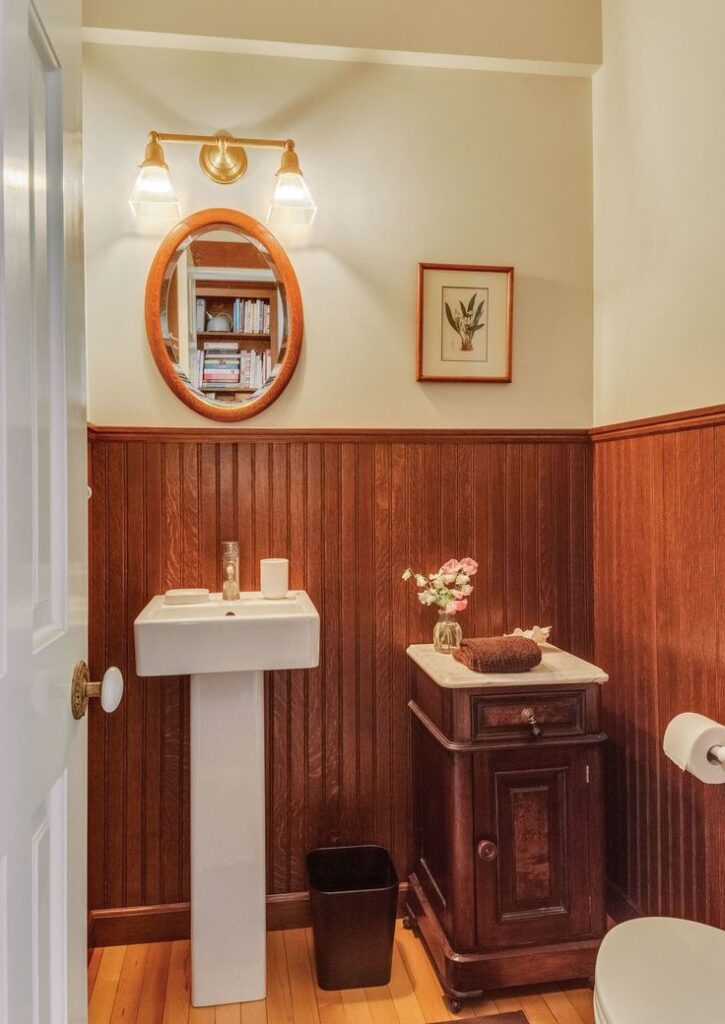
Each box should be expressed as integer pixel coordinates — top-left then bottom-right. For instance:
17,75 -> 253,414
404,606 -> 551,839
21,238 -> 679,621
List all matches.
188,1004 -> 214,1024
110,944 -> 150,1024
515,993 -> 558,1024
137,942 -> 172,1024
303,929 -> 348,1024
393,926 -> 449,1023
240,999 -> 268,1024
266,930 -> 295,1024
363,984 -> 401,1024
540,988 -> 590,1024
162,940 -> 191,1024
88,947 -> 103,1002
89,945 -> 127,1024
386,941 -> 425,1024
216,1005 -> 242,1024
340,989 -> 375,1024
491,992 -> 525,1017
561,988 -> 594,1024
283,929 -> 321,1024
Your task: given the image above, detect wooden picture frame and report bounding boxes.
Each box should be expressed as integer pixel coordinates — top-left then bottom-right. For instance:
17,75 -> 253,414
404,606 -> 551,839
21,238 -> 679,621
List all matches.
416,263 -> 514,383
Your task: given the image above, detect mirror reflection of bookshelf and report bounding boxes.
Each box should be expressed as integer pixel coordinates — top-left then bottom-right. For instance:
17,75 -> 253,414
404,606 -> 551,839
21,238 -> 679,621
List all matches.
186,239 -> 284,402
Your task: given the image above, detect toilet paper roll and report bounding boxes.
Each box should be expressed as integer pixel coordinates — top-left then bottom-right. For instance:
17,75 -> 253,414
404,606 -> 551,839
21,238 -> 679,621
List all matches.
261,558 -> 289,599
663,713 -> 725,784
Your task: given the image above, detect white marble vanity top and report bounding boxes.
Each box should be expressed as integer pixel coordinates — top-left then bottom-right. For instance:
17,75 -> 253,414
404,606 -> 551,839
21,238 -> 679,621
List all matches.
406,643 -> 608,689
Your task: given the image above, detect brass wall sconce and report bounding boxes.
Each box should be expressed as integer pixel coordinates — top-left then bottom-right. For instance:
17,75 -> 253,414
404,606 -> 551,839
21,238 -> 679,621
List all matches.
129,130 -> 317,228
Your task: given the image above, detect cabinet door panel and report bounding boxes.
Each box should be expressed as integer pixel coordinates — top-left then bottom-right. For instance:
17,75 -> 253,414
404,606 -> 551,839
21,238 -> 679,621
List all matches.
474,747 -> 593,949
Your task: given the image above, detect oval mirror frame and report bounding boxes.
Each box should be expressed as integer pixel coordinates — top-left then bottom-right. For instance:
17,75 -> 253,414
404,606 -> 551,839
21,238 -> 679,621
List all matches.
145,207 -> 303,422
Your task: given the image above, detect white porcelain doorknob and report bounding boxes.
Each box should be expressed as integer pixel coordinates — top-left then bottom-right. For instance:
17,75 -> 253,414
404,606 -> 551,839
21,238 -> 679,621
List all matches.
71,661 -> 124,719
99,666 -> 124,713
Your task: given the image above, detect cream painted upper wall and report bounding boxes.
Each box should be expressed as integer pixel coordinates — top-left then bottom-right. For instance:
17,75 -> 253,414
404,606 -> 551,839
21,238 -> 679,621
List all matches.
83,43 -> 593,428
593,0 -> 725,424
82,0 -> 602,66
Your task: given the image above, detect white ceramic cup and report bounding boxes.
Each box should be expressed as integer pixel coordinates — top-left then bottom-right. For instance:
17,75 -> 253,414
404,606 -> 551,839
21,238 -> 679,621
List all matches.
261,558 -> 289,599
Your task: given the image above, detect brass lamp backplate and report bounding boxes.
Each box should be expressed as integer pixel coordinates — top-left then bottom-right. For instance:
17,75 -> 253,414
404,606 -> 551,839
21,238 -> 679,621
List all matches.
199,139 -> 248,184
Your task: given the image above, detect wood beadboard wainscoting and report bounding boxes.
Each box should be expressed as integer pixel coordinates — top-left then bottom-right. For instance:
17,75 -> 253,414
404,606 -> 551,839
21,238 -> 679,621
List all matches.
87,426 -> 593,946
593,404 -> 725,926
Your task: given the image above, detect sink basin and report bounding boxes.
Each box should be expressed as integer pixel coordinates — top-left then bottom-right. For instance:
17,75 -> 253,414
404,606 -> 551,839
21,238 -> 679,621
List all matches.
134,588 -> 320,1008
134,590 -> 319,676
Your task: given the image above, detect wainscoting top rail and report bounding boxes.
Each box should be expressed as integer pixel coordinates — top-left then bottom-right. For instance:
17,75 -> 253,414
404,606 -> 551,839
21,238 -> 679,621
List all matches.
591,403 -> 725,442
87,423 -> 590,444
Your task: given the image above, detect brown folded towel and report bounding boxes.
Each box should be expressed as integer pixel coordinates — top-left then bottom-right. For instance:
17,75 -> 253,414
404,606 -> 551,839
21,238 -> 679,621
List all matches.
453,635 -> 542,673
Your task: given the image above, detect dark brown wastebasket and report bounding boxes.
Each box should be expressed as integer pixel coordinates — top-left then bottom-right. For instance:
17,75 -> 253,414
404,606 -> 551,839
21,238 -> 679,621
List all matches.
307,845 -> 399,990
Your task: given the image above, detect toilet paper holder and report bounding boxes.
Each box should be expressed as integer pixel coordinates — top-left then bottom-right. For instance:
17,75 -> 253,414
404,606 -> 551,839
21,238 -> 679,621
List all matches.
707,745 -> 725,766
663,713 -> 725,784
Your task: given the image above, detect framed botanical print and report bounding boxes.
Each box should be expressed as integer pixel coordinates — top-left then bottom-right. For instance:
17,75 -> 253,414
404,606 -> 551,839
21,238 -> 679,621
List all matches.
416,263 -> 514,382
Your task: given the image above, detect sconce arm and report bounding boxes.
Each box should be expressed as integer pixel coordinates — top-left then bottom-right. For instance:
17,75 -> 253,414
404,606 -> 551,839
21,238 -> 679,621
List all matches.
151,130 -> 294,151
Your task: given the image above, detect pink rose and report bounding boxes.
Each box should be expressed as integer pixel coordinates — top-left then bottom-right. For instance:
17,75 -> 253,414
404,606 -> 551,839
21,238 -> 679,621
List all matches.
459,557 -> 478,577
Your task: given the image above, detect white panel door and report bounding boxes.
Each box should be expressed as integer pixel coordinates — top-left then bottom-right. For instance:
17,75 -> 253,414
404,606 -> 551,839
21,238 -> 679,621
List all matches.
0,0 -> 89,1021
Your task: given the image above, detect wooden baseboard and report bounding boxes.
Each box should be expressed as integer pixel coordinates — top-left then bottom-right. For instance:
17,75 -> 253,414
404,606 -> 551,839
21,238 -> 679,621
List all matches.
88,902 -> 191,948
606,881 -> 642,924
89,883 -> 410,948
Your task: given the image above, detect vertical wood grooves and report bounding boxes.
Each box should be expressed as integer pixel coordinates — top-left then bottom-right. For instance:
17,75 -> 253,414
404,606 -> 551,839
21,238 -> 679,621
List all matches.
88,430 -> 593,928
594,420 -> 725,926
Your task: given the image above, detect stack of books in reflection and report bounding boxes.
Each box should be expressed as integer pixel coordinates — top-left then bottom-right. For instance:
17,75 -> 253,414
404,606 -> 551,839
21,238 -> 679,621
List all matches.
198,342 -> 274,393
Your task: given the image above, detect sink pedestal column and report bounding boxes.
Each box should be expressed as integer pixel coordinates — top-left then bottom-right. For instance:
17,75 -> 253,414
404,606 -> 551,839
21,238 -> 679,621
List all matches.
190,670 -> 266,1007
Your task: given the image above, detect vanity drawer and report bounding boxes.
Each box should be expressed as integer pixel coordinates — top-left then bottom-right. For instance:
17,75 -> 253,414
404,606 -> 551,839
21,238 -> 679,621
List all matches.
471,689 -> 587,742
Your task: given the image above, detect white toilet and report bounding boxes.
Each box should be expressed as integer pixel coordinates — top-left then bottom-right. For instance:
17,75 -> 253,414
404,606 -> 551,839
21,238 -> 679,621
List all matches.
594,917 -> 725,1023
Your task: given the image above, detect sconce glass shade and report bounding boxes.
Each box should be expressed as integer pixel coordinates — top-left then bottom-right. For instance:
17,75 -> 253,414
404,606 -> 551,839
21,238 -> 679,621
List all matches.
268,172 -> 317,228
268,146 -> 317,229
129,163 -> 180,217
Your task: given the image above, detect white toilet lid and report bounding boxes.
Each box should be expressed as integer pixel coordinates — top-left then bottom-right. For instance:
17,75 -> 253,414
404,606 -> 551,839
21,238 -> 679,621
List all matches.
595,917 -> 725,1024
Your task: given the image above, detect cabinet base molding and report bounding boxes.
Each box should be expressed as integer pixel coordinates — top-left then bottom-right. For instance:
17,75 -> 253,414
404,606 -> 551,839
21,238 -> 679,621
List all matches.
405,874 -> 600,1004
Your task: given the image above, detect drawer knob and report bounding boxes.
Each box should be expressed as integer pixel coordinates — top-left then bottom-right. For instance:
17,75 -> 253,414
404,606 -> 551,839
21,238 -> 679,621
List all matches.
521,707 -> 543,739
477,839 -> 498,862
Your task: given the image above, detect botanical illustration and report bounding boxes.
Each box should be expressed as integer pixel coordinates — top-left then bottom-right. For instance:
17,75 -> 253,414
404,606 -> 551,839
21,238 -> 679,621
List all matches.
441,287 -> 488,361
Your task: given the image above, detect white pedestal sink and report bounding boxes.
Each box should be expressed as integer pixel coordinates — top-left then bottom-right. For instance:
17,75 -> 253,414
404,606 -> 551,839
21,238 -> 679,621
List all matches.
134,591 -> 320,1007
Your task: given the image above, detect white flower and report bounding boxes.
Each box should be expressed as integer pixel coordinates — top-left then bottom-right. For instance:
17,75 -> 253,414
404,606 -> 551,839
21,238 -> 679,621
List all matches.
455,573 -> 469,586
441,572 -> 457,584
418,591 -> 435,606
414,573 -> 428,588
433,577 -> 445,590
401,568 -> 412,581
460,584 -> 473,596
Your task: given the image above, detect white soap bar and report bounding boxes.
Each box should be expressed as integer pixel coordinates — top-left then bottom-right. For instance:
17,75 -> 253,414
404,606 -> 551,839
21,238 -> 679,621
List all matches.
164,588 -> 210,606
260,558 -> 289,599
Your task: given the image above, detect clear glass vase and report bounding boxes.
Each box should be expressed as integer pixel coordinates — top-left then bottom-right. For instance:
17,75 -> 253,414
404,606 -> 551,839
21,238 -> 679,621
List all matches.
433,610 -> 462,654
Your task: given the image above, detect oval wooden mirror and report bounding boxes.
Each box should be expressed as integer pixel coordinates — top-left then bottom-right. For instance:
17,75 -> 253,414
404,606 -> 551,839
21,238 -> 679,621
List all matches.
145,208 -> 303,421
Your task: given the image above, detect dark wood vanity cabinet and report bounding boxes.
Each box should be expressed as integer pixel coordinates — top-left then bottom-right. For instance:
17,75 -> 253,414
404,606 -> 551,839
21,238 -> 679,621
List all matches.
405,660 -> 606,1010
